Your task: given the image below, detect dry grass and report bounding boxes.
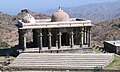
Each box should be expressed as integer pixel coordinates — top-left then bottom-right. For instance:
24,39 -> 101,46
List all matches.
106,54 -> 120,70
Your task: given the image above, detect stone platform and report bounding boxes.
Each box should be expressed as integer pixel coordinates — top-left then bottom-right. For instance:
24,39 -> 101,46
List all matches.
20,45 -> 93,53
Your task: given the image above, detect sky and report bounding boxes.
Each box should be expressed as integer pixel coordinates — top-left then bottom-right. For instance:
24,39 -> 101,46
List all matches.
0,0 -> 115,15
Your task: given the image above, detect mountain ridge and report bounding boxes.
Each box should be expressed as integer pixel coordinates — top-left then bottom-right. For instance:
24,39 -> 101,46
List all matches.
42,1 -> 120,23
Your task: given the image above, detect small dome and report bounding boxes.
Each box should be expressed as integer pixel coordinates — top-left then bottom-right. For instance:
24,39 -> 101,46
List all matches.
22,14 -> 35,23
51,8 -> 69,22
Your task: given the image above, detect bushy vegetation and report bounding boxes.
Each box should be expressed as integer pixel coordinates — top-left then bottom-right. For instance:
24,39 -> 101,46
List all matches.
0,41 -> 9,48
112,24 -> 120,28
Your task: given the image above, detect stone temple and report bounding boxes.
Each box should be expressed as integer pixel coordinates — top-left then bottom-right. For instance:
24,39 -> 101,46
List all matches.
17,8 -> 93,53
9,8 -> 114,71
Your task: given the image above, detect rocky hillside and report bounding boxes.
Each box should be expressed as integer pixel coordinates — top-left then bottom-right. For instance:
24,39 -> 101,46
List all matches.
43,1 -> 120,23
92,18 -> 120,45
0,9 -> 50,48
0,12 -> 17,42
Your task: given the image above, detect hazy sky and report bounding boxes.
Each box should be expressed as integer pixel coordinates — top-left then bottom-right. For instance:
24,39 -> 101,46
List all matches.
0,0 -> 115,15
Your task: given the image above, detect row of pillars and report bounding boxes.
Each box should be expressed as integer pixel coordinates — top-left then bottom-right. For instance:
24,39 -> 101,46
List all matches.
80,28 -> 91,47
38,29 -> 80,51
18,27 -> 91,51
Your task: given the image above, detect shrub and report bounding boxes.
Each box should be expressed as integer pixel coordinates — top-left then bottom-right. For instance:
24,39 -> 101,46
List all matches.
0,41 -> 10,47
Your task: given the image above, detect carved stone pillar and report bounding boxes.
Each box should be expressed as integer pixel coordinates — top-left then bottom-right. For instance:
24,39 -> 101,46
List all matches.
80,28 -> 84,47
88,28 -> 91,47
38,29 -> 43,52
84,28 -> 87,44
86,29 -> 88,45
23,34 -> 27,50
48,29 -> 52,49
70,30 -> 74,48
58,30 -> 62,49
18,29 -> 27,50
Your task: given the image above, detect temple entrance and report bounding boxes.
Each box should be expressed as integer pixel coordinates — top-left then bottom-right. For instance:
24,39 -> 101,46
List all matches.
61,32 -> 69,46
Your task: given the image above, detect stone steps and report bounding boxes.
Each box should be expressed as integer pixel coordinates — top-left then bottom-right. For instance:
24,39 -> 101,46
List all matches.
12,60 -> 108,62
9,53 -> 114,70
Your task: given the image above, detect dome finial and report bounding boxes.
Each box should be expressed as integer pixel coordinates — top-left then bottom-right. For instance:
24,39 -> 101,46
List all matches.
59,6 -> 61,10
57,6 -> 63,12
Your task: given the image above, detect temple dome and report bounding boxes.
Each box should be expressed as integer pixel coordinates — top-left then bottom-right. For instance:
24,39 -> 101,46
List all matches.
51,8 -> 69,22
22,14 -> 35,23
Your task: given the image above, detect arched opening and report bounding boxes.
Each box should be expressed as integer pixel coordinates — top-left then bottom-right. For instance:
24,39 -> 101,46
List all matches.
61,32 -> 69,46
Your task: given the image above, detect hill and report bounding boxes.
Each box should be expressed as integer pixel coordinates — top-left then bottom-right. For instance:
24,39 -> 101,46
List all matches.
92,18 -> 120,45
0,12 -> 16,42
43,1 -> 120,23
